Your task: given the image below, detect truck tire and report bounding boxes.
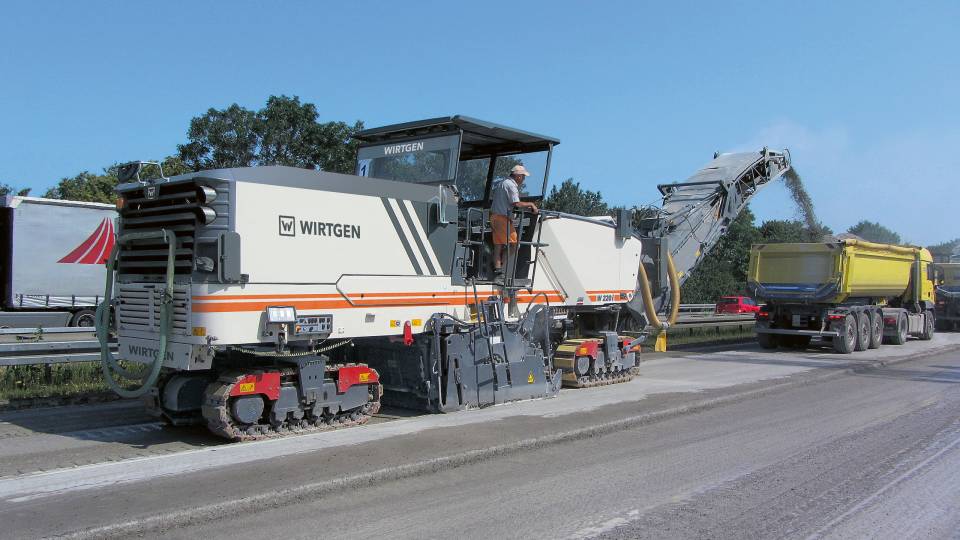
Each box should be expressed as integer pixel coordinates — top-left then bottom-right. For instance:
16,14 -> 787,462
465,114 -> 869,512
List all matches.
889,313 -> 908,345
919,311 -> 934,341
758,332 -> 779,349
70,309 -> 97,327
832,314 -> 856,354
868,310 -> 883,349
854,311 -> 870,352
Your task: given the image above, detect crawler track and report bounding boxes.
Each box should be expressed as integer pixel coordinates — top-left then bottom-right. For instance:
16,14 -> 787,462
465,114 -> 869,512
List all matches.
554,338 -> 639,388
202,369 -> 382,442
562,367 -> 638,388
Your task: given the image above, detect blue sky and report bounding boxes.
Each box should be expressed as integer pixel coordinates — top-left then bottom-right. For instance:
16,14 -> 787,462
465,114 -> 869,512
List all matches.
1,1 -> 957,245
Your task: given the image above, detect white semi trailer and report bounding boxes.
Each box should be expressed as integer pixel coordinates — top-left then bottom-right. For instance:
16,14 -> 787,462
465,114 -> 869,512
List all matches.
99,116 -> 791,440
0,196 -> 116,327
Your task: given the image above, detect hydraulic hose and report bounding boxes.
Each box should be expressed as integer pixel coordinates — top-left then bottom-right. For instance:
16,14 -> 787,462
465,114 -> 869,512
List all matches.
96,230 -> 176,398
635,251 -> 681,328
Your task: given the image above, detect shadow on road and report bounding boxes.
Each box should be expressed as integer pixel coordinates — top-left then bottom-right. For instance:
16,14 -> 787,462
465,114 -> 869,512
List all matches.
0,401 -> 419,448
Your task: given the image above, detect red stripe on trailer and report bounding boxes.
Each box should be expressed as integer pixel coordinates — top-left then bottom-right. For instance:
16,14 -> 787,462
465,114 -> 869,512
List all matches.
59,218 -> 115,264
78,218 -> 114,264
337,365 -> 380,394
229,372 -> 281,401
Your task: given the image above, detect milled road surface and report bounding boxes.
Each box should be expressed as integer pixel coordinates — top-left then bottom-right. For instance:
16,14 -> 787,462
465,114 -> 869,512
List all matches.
0,335 -> 958,539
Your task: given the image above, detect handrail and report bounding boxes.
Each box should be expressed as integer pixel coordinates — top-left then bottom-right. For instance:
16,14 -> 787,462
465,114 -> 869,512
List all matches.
96,230 -> 178,398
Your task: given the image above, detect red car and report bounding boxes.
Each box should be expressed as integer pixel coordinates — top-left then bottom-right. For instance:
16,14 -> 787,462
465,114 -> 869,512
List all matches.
715,296 -> 761,314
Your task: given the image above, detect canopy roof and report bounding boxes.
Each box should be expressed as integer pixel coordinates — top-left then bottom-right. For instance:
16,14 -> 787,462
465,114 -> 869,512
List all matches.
354,115 -> 560,160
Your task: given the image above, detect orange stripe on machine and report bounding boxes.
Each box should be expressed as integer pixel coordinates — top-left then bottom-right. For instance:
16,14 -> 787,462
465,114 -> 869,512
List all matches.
190,290 -> 565,313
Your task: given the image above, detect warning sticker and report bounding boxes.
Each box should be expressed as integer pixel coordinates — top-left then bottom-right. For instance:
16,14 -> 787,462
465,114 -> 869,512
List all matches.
238,382 -> 255,393
527,371 -> 535,384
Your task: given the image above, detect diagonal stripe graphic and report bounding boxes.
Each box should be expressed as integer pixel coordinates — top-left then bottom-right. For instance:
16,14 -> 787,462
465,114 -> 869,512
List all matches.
380,198 -> 423,275
396,199 -> 438,275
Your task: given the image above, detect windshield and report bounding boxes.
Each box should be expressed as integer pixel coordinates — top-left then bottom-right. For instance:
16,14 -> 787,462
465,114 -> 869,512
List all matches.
454,151 -> 549,202
356,134 -> 460,183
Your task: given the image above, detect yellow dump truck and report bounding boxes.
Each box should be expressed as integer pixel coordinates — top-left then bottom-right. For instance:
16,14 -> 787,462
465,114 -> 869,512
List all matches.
747,240 -> 936,353
934,262 -> 960,331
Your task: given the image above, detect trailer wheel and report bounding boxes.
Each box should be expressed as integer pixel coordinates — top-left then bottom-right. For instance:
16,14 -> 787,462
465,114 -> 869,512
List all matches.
867,310 -> 883,349
71,309 -> 97,327
832,315 -> 856,354
854,311 -> 870,352
758,332 -> 779,349
919,311 -> 934,341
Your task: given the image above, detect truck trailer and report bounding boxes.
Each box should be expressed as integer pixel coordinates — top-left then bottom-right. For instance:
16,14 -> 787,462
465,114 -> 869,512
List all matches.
934,262 -> 960,331
0,196 -> 116,328
748,240 -> 936,353
98,115 -> 791,440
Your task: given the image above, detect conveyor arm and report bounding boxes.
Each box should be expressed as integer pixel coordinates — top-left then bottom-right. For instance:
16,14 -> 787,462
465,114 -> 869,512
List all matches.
628,148 -> 791,327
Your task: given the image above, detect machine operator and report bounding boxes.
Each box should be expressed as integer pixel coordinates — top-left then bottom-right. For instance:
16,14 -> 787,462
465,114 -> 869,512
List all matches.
491,164 -> 538,275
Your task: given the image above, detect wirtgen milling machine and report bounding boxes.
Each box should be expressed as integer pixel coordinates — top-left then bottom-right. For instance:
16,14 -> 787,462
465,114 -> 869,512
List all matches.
98,116 -> 790,440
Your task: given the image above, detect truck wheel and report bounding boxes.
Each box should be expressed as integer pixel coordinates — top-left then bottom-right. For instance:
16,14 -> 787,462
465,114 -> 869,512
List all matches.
919,311 -> 934,341
889,313 -> 908,345
758,333 -> 779,349
854,311 -> 870,352
832,315 -> 856,354
868,310 -> 883,349
70,309 -> 97,327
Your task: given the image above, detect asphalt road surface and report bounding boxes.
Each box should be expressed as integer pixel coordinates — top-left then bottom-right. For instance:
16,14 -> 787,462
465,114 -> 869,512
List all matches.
1,334 -> 958,539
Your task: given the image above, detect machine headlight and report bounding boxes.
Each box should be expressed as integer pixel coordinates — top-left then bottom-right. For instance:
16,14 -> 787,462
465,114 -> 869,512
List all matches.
198,206 -> 217,225
197,186 -> 218,203
266,306 -> 297,324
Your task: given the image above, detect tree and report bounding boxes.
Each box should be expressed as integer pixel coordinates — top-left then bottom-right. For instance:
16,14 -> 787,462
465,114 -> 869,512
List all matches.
680,207 -> 761,302
178,103 -> 259,170
543,178 -> 609,215
44,156 -> 188,203
177,95 -> 364,173
757,218 -> 832,243
0,184 -> 31,197
929,238 -> 960,262
758,219 -> 806,243
847,220 -> 901,244
44,171 -> 119,203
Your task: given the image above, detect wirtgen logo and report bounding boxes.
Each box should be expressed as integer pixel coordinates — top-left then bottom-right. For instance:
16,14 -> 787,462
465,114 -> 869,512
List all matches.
278,215 -> 361,239
279,215 -> 296,237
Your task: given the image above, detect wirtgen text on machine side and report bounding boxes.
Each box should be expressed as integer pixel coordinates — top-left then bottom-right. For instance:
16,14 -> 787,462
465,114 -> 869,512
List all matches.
278,215 -> 361,239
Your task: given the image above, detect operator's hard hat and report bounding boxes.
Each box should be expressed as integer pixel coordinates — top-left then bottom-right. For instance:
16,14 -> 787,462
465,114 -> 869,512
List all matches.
510,165 -> 531,177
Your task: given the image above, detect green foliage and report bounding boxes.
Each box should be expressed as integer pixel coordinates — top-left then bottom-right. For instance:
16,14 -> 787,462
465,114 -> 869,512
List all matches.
43,171 -> 119,203
0,363 -> 109,400
0,184 -> 31,197
178,95 -> 363,173
928,238 -> 960,262
847,220 -> 901,245
757,218 -> 832,243
680,207 -> 760,303
43,156 -> 187,203
543,178 -> 609,215
179,103 -> 259,170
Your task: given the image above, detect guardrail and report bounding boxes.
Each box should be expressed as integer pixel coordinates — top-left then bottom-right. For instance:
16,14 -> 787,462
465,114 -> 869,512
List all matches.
0,306 -> 755,366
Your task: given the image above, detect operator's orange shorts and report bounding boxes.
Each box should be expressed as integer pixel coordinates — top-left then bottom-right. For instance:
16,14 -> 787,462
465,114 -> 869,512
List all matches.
490,213 -> 517,245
